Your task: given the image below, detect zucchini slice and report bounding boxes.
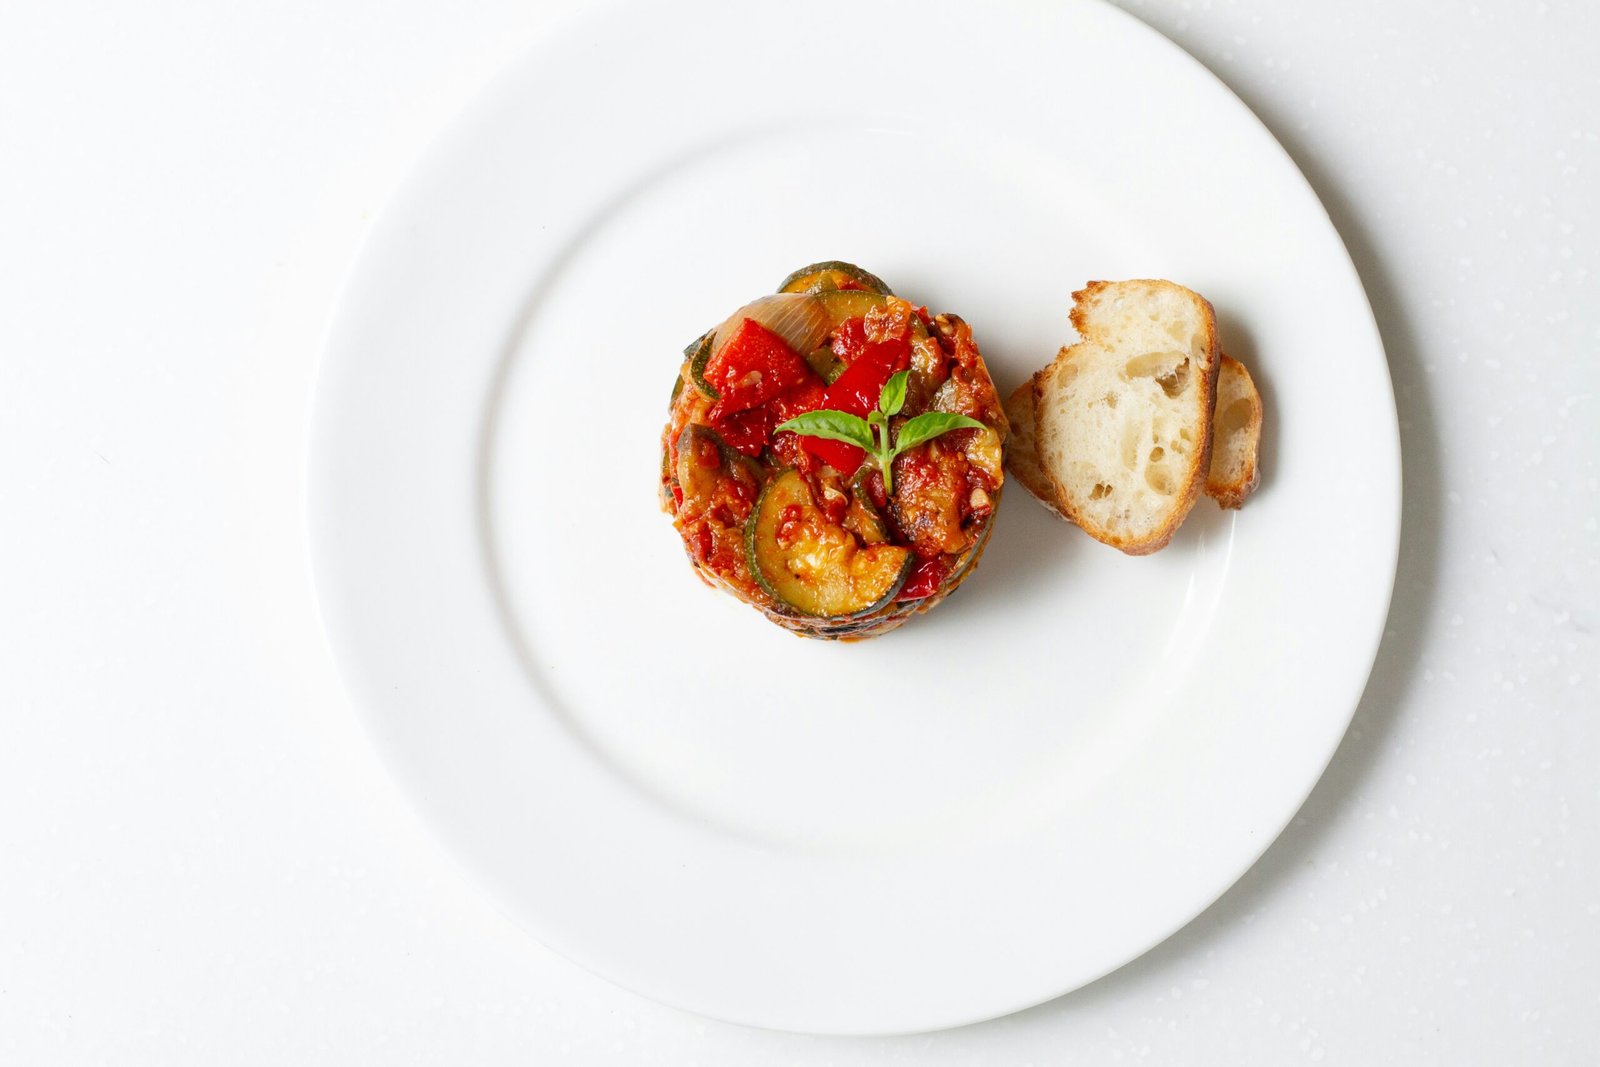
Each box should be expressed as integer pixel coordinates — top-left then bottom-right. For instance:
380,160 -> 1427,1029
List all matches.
844,476 -> 891,545
813,287 -> 887,326
746,469 -> 912,618
804,345 -> 846,384
684,329 -> 718,399
674,424 -> 760,513
777,261 -> 892,296
659,441 -> 675,510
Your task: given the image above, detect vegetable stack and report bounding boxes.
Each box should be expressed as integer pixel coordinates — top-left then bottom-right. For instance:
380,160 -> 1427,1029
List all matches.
660,262 -> 1009,639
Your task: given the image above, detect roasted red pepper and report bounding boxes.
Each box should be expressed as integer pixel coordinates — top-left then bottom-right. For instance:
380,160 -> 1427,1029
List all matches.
825,321 -> 912,414
713,316 -> 914,478
897,556 -> 948,601
768,379 -> 826,424
802,436 -> 867,475
790,319 -> 913,474
767,373 -> 865,474
705,319 -> 814,420
713,407 -> 771,457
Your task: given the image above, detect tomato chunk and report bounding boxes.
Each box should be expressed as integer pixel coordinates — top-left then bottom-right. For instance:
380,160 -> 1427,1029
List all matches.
713,407 -> 771,457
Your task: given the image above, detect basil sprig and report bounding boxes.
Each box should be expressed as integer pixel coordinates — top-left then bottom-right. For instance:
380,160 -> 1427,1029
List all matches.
774,371 -> 986,494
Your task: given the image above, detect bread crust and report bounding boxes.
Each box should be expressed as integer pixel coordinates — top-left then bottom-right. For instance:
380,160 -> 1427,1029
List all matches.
1034,280 -> 1220,555
1001,382 -> 1069,521
1204,354 -> 1263,509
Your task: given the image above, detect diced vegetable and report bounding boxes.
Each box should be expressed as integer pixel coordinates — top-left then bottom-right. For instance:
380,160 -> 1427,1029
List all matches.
674,424 -> 760,514
804,345 -> 846,384
802,435 -> 867,478
961,424 -> 1004,483
823,325 -> 911,416
713,406 -> 772,457
763,375 -> 866,476
844,476 -> 891,545
746,469 -> 912,618
779,320 -> 913,478
703,318 -> 816,418
888,441 -> 970,558
896,556 -> 948,600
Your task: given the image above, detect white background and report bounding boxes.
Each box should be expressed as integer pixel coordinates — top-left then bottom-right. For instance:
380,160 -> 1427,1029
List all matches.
2,0 -> 1595,1062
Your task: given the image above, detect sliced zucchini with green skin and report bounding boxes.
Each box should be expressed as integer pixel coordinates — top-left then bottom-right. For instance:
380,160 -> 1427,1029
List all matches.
814,287 -> 887,326
669,372 -> 684,408
746,469 -> 913,618
845,477 -> 891,544
674,424 -> 759,512
684,330 -> 718,399
804,345 -> 846,384
659,442 -> 676,509
777,261 -> 892,296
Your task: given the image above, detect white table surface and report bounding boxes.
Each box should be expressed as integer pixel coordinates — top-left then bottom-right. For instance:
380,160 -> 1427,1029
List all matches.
3,0 -> 1595,1062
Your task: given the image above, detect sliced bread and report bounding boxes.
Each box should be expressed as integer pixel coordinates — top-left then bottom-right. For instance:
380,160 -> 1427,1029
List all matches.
1031,280 -> 1220,554
1007,353 -> 1263,517
1001,381 -> 1066,519
1205,355 -> 1263,509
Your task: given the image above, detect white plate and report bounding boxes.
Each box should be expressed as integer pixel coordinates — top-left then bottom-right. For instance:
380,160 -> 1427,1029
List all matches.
308,0 -> 1399,1035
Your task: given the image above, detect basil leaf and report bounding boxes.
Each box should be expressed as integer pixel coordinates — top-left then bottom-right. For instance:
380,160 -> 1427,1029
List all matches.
773,410 -> 874,451
892,411 -> 988,455
878,371 -> 909,417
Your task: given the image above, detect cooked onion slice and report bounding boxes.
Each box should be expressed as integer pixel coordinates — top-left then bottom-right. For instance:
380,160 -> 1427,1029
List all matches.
712,293 -> 830,360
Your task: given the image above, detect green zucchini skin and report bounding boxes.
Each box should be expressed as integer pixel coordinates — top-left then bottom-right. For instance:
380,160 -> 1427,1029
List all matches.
659,439 -> 675,510
675,424 -> 761,511
816,510 -> 999,641
745,469 -> 912,619
844,475 -> 891,545
685,330 -> 718,399
777,261 -> 892,296
804,345 -> 845,384
812,287 -> 887,322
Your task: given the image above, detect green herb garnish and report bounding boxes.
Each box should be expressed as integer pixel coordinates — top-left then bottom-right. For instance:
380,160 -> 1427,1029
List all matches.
774,371 -> 986,494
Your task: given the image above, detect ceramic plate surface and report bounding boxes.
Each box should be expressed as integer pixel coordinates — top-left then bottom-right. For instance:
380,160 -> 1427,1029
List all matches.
309,0 -> 1399,1034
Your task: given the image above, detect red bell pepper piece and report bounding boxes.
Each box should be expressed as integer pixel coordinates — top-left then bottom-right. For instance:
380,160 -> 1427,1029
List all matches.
802,435 -> 867,475
788,322 -> 912,475
768,379 -> 826,423
737,316 -> 915,478
705,319 -> 813,421
897,556 -> 948,600
712,407 -> 771,457
825,338 -> 910,417
767,376 -> 864,474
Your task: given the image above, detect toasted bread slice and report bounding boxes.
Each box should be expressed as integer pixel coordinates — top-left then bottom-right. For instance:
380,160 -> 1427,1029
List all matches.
1002,382 -> 1066,519
1007,353 -> 1263,517
1032,280 -> 1220,554
1205,355 -> 1263,508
